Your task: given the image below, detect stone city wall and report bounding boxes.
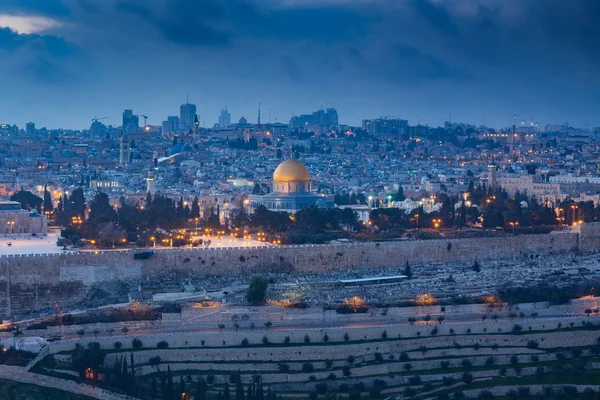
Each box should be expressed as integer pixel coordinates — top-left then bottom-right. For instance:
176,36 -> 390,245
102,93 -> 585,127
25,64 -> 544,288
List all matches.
0,225 -> 596,316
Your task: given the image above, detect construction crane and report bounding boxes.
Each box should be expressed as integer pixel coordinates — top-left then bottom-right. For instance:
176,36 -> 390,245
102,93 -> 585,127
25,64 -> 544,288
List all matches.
92,116 -> 108,123
140,115 -> 148,126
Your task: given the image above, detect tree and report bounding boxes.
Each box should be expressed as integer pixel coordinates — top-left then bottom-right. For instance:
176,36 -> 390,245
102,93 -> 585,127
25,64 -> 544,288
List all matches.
71,342 -> 105,380
11,189 -> 43,212
191,197 -> 200,220
403,261 -> 412,279
246,276 -> 268,305
88,192 -> 118,223
43,185 -> 54,214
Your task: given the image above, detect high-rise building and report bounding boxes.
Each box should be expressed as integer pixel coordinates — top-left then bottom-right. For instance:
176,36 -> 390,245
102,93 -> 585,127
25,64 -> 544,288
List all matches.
219,108 -> 231,128
362,118 -> 408,136
25,122 -> 35,135
289,108 -> 338,130
162,116 -> 180,133
122,110 -> 139,133
180,103 -> 197,131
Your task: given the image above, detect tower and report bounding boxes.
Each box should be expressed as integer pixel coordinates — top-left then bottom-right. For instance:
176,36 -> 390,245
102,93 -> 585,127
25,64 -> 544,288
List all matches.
258,100 -> 261,125
194,114 -> 200,138
146,170 -> 156,195
488,163 -> 497,190
119,134 -> 130,165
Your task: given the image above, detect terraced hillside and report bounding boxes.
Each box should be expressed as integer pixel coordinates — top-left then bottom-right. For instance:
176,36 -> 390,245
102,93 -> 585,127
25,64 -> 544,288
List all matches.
31,316 -> 600,400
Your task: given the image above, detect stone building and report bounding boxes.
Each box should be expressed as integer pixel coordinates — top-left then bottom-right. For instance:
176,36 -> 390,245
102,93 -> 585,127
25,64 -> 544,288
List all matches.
0,201 -> 47,236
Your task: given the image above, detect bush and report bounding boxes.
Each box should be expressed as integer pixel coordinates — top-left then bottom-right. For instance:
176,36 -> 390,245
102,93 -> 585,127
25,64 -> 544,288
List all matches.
342,366 -> 351,377
262,336 -> 270,345
517,387 -> 530,397
283,336 -> 290,345
440,361 -> 450,369
323,333 -> 329,343
462,372 -> 473,384
325,359 -> 333,369
478,390 -> 494,399
149,356 -> 161,366
304,334 -> 311,344
278,363 -> 290,372
485,357 -> 495,366
302,363 -> 314,373
241,338 -> 249,346
399,352 -> 410,361
527,340 -> 539,349
347,355 -> 355,364
510,355 -> 519,365
461,359 -> 473,369
374,352 -> 383,362
408,376 -> 421,385
315,383 -> 327,395
113,342 -> 122,350
442,376 -> 454,386
344,333 -> 350,342
512,324 -> 522,333
132,338 -> 143,348
246,276 -> 268,305
381,330 -> 387,339
327,373 -> 336,380
157,341 -> 169,349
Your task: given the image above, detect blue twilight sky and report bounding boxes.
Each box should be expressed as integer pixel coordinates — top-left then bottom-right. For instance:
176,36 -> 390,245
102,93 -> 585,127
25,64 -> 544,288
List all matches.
0,0 -> 598,130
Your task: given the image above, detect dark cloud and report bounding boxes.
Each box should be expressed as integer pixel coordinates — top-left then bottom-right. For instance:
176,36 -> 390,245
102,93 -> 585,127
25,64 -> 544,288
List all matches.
0,0 -> 598,128
0,0 -> 70,16
0,27 -> 82,82
411,0 -> 459,36
384,44 -> 470,81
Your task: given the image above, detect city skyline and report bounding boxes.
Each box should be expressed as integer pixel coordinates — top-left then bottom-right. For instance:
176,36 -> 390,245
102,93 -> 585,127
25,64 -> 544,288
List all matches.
0,0 -> 598,129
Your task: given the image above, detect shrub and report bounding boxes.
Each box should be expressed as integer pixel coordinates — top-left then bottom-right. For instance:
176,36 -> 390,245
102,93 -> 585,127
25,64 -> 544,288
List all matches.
440,361 -> 450,369
478,390 -> 494,399
325,360 -> 333,369
517,387 -> 530,397
342,366 -> 351,377
431,327 -> 439,335
510,355 -> 519,365
302,363 -> 314,373
344,333 -> 350,342
241,338 -> 249,346
527,340 -> 539,349
262,336 -> 270,345
113,342 -> 122,350
283,336 -> 290,345
374,352 -> 383,362
315,383 -> 327,395
246,276 -> 268,305
399,352 -> 410,361
149,356 -> 161,367
304,334 -> 311,344
472,260 -> 481,272
563,386 -> 578,395
403,363 -> 412,371
408,376 -> 421,385
323,333 -> 329,343
157,341 -> 169,349
347,355 -> 355,364
461,359 -> 473,369
462,372 -> 473,384
327,373 -> 336,380
442,376 -> 454,386
485,357 -> 495,366
381,330 -> 387,339
132,338 -> 143,348
512,324 -> 522,333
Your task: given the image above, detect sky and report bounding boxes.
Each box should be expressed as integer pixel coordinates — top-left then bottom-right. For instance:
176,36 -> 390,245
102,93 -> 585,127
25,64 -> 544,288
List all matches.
0,0 -> 598,130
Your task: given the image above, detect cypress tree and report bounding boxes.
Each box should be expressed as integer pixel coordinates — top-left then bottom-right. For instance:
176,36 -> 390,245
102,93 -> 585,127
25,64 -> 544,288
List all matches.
224,383 -> 230,400
150,377 -> 158,399
235,376 -> 244,400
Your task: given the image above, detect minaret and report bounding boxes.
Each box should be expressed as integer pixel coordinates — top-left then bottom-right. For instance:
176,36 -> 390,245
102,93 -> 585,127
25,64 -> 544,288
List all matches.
258,100 -> 261,125
194,114 -> 200,139
488,163 -> 497,190
146,170 -> 156,195
119,134 -> 129,165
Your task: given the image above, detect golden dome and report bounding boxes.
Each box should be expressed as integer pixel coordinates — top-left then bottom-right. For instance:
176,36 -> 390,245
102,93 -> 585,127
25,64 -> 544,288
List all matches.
273,159 -> 311,183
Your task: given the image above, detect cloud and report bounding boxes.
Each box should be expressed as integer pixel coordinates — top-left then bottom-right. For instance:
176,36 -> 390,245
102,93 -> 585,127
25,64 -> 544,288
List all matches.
0,27 -> 83,82
0,14 -> 62,34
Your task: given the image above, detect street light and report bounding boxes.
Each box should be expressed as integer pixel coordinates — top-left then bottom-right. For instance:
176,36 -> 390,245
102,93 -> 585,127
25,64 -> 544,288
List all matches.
509,221 -> 519,234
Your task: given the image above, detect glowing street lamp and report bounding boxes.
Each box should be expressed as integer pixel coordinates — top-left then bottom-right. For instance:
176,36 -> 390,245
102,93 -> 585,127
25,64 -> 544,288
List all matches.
509,221 -> 519,234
